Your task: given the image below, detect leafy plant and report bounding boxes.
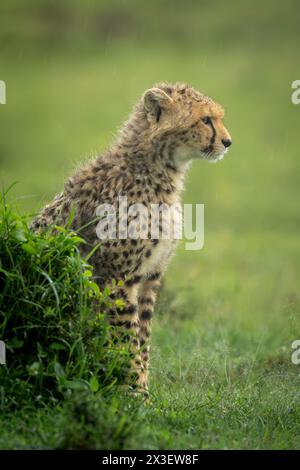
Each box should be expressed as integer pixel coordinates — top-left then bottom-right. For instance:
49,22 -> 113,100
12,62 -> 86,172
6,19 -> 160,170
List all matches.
0,190 -> 130,408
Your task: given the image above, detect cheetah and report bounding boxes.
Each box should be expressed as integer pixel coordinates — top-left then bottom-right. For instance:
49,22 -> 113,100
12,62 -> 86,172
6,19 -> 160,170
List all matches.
31,83 -> 232,396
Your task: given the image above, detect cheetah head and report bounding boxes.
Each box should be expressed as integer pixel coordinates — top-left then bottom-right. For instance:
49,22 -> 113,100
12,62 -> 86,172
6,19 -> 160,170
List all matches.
142,83 -> 232,163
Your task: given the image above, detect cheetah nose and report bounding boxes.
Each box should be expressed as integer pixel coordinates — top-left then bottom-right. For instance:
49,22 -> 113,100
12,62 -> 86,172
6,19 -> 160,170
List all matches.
222,139 -> 232,148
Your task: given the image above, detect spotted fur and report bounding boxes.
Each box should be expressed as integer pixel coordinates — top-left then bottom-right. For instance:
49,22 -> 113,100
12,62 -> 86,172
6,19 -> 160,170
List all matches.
31,82 -> 232,396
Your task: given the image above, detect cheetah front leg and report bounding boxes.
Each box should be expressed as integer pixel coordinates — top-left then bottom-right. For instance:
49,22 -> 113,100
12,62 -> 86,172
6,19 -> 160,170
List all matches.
109,277 -> 146,394
137,273 -> 161,392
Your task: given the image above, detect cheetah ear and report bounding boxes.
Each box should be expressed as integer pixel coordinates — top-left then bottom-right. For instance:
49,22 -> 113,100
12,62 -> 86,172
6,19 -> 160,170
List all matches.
143,88 -> 173,123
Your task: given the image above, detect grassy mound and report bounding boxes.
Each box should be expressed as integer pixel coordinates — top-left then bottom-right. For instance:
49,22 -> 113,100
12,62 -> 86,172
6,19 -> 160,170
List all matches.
0,191 -> 129,408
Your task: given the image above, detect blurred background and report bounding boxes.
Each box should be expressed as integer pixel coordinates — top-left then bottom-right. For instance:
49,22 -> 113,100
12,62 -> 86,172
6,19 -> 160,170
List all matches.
0,0 -> 299,333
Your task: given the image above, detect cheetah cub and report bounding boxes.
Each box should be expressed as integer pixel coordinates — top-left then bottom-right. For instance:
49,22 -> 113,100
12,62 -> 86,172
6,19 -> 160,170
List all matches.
32,83 -> 232,395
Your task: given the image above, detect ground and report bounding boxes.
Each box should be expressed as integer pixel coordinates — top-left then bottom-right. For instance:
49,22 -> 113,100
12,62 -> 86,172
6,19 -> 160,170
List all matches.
0,0 -> 299,449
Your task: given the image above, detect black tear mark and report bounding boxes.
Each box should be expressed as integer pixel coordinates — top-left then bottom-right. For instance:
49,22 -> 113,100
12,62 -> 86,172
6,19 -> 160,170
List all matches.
156,106 -> 162,122
209,120 -> 216,145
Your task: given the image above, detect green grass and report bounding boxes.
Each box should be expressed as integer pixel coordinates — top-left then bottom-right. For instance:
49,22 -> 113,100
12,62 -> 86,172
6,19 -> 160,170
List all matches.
0,192 -> 133,401
0,0 -> 300,450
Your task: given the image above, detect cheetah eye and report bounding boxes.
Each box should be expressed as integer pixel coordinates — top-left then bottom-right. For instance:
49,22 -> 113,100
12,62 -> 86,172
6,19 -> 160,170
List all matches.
202,116 -> 212,125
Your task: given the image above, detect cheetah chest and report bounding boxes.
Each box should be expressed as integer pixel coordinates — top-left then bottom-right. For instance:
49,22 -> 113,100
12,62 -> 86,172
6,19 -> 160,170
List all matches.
140,239 -> 177,276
